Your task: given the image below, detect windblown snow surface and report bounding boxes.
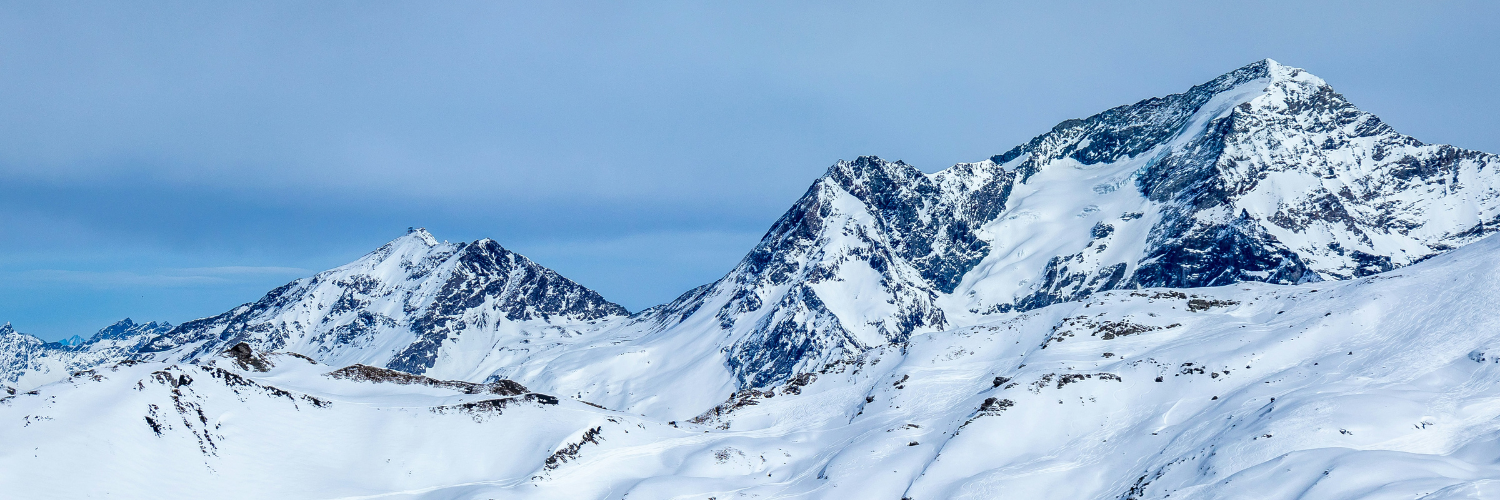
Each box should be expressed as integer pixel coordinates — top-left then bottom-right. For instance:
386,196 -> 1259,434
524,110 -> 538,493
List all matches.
7,59 -> 1500,499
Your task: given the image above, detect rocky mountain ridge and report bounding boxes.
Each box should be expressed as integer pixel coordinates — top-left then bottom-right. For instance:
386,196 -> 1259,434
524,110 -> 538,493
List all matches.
0,319 -> 170,389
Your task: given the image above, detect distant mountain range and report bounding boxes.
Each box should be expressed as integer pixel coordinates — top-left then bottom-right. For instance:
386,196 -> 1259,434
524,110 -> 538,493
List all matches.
6,59 -> 1500,499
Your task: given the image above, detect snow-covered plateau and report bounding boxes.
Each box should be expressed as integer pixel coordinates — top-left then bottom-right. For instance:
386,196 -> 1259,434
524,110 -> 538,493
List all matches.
6,59 -> 1500,499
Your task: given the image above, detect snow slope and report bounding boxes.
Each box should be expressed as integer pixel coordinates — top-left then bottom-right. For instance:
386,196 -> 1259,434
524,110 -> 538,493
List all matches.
10,227 -> 1500,499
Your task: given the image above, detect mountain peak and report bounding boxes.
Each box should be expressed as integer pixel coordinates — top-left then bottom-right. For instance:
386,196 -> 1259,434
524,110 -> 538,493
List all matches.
1218,58 -> 1327,94
90,318 -> 171,343
344,228 -> 460,279
111,225 -> 629,380
1246,57 -> 1283,74
1226,58 -> 1290,81
667,58 -> 1500,392
820,156 -> 928,196
819,156 -> 915,183
403,227 -> 440,246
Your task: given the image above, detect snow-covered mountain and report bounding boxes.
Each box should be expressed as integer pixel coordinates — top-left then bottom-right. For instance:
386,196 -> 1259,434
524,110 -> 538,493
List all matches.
613,58 -> 1500,394
350,58 -> 1500,423
969,58 -> 1500,302
7,58 -> 1500,499
0,319 -> 171,390
616,156 -> 1012,389
10,219 -> 1500,499
10,59 -> 1499,416
0,229 -> 628,391
134,228 -> 629,380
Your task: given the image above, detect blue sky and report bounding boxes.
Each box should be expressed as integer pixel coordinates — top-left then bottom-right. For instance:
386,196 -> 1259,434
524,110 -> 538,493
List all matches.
2,1 -> 1497,340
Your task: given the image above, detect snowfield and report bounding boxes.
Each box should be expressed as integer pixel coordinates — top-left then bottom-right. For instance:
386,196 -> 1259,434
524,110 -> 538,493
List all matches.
9,233 -> 1500,499
5,59 -> 1500,499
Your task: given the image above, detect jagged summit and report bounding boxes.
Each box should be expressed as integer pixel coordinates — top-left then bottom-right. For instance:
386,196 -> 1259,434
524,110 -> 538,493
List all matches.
90,318 -> 173,342
403,226 -> 441,245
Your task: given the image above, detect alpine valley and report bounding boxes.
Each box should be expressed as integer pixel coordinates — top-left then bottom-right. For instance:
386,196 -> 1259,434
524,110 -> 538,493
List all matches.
7,59 -> 1500,499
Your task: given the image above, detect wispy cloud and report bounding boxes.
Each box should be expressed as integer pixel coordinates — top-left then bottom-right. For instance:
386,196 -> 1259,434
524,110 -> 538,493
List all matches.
177,266 -> 314,276
15,266 -> 312,288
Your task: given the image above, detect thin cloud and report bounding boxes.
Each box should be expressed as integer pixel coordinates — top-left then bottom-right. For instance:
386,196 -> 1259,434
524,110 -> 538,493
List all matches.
177,266 -> 314,276
16,266 -> 311,288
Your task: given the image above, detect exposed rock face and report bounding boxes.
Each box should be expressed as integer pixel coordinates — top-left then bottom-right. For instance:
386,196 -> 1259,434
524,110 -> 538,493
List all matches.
222,342 -> 273,372
630,157 -> 1015,388
325,363 -> 528,396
